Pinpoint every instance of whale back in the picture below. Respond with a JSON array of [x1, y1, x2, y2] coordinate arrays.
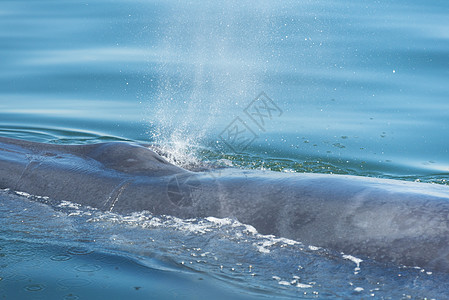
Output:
[[84, 142, 186, 176], [2, 136, 449, 272], [0, 137, 186, 177]]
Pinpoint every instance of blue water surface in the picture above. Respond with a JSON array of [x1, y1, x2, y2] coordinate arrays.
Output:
[[1, 0, 449, 298]]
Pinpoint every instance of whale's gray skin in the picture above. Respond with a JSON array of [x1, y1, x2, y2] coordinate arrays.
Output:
[[1, 137, 449, 272]]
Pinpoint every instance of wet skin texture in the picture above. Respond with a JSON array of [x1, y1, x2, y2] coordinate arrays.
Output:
[[1, 137, 449, 272]]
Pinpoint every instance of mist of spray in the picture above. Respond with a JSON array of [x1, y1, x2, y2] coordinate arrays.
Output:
[[146, 0, 279, 165]]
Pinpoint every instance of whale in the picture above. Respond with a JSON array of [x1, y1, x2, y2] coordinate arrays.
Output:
[[1, 136, 449, 272]]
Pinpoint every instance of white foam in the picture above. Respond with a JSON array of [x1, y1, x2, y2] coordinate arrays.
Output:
[[58, 201, 81, 209], [68, 212, 82, 216], [296, 283, 312, 288], [241, 224, 258, 235], [148, 138, 201, 170], [255, 244, 271, 254], [252, 235, 301, 254], [342, 254, 363, 267], [15, 191, 31, 197], [206, 217, 233, 226], [342, 254, 363, 274], [84, 210, 310, 266]]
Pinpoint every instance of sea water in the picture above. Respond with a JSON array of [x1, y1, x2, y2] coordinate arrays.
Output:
[[0, 0, 448, 298]]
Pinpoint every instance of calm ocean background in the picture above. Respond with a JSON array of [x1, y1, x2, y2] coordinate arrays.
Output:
[[1, 0, 449, 298]]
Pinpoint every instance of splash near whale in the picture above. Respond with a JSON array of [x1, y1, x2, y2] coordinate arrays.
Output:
[[1, 136, 449, 272]]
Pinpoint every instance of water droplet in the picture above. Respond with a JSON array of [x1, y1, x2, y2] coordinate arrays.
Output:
[[24, 284, 44, 292], [51, 254, 72, 261], [74, 264, 101, 272]]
